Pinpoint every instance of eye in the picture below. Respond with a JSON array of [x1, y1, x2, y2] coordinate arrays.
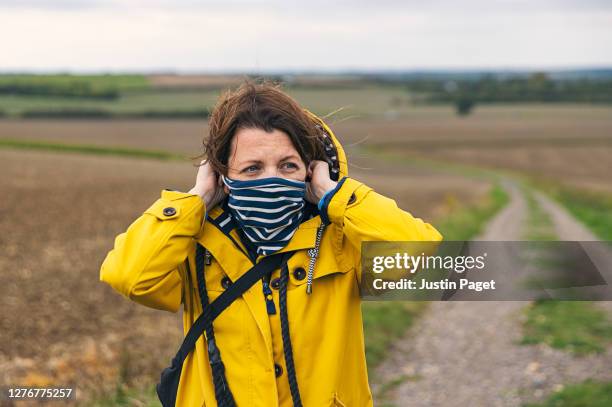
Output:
[[281, 162, 299, 170], [242, 165, 259, 173]]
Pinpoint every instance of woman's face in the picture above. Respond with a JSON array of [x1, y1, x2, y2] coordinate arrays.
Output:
[[225, 127, 307, 190]]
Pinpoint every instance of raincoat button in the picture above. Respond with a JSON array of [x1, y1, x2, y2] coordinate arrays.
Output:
[[221, 276, 232, 289], [274, 363, 283, 377], [293, 267, 306, 280], [162, 207, 176, 216], [270, 278, 281, 290]]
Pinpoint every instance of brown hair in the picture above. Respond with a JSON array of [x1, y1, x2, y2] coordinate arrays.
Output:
[[192, 78, 327, 175]]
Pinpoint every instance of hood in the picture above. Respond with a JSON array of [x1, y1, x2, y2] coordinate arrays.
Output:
[[302, 108, 348, 181]]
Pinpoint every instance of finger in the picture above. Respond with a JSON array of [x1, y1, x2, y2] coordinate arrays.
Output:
[[311, 161, 322, 174], [315, 160, 327, 170]]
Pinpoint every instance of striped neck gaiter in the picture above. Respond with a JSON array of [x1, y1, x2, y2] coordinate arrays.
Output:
[[221, 174, 306, 256]]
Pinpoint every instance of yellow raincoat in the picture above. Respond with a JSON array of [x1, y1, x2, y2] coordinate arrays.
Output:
[[99, 111, 443, 406]]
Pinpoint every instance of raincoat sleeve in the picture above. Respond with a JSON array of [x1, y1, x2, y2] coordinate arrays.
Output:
[[99, 189, 206, 313], [320, 176, 443, 287]]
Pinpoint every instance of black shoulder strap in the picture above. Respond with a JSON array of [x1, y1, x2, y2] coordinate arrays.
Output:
[[173, 246, 296, 366]]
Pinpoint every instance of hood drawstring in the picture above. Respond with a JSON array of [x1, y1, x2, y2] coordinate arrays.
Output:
[[279, 262, 302, 407]]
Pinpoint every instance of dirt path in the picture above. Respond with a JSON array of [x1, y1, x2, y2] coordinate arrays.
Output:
[[371, 178, 612, 406]]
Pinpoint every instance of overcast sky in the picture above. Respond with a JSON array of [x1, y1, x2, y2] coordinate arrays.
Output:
[[1, 0, 611, 73]]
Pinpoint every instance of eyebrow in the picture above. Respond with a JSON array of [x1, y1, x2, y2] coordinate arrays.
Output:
[[239, 155, 300, 166]]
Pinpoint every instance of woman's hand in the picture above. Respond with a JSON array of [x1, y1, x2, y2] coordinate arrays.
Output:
[[188, 159, 227, 209], [305, 160, 338, 204]]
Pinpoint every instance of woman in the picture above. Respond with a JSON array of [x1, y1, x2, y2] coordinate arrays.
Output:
[[99, 80, 443, 406]]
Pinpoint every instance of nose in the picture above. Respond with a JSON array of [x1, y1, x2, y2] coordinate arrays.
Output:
[[260, 167, 280, 179]]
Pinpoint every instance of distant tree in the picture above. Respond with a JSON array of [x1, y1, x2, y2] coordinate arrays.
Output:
[[455, 94, 476, 116]]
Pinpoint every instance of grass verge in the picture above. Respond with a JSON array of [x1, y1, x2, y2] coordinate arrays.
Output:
[[434, 181, 509, 241], [520, 299, 612, 355], [523, 379, 612, 407], [520, 185, 558, 241], [363, 301, 428, 371], [525, 178, 612, 241], [0, 138, 185, 161]]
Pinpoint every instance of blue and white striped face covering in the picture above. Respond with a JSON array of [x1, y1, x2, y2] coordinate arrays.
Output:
[[221, 174, 306, 256]]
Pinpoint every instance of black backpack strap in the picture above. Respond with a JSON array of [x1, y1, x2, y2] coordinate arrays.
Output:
[[156, 244, 296, 407]]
